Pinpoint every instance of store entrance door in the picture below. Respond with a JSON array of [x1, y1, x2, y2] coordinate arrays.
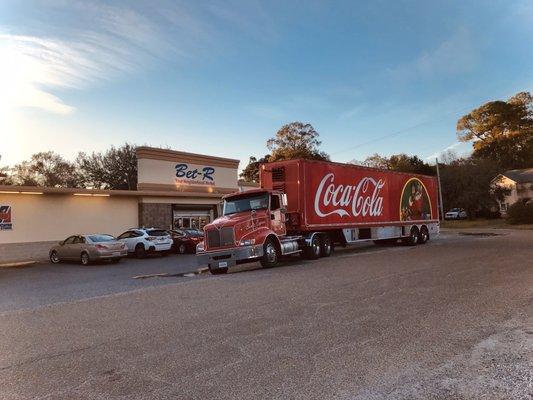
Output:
[[173, 210, 212, 231]]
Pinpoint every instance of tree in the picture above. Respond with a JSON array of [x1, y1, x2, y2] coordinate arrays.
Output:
[[0, 155, 9, 184], [457, 91, 533, 169], [8, 152, 79, 187], [240, 122, 329, 182], [240, 155, 271, 183], [357, 153, 389, 169], [76, 143, 137, 190], [267, 122, 330, 162], [356, 153, 434, 175], [439, 157, 504, 218]]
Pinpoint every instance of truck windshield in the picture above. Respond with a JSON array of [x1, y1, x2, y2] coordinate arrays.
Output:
[[223, 193, 269, 216]]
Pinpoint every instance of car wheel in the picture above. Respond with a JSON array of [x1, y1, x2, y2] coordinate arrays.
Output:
[[418, 226, 429, 244], [178, 243, 187, 254], [80, 252, 91, 266], [208, 264, 228, 275], [50, 250, 60, 264], [111, 258, 121, 263], [260, 238, 280, 268], [402, 226, 420, 246], [320, 235, 333, 257], [135, 244, 146, 258]]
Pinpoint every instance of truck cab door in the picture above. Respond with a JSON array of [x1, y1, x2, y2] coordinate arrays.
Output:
[[270, 194, 286, 236]]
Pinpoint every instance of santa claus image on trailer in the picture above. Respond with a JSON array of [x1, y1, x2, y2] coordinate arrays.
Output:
[[400, 179, 431, 221]]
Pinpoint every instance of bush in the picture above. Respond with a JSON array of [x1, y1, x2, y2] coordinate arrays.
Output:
[[506, 202, 533, 224]]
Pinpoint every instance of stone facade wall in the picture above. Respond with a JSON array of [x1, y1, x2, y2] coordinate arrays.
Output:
[[139, 203, 173, 229]]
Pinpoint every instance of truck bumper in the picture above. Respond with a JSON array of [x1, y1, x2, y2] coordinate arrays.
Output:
[[196, 244, 264, 269]]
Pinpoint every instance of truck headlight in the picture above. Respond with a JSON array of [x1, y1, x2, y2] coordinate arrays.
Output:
[[196, 242, 205, 252], [239, 239, 255, 246]]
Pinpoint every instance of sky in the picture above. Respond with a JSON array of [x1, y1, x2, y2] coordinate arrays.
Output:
[[0, 0, 532, 169]]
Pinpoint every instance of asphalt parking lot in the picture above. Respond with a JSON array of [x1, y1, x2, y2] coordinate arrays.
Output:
[[1, 229, 532, 399], [0, 252, 199, 313]]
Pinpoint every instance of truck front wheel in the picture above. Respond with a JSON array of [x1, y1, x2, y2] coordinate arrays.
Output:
[[260, 238, 280, 268]]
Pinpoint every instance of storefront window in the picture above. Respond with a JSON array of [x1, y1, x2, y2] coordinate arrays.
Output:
[[173, 213, 211, 231]]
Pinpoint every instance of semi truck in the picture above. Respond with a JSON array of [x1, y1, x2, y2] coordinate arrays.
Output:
[[196, 159, 440, 274]]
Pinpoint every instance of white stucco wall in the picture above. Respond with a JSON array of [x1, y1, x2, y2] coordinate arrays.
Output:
[[0, 193, 139, 244]]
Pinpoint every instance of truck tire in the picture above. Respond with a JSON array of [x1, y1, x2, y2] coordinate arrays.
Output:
[[208, 264, 228, 275], [402, 226, 420, 246], [260, 238, 280, 268], [418, 226, 429, 244], [320, 235, 332, 257], [303, 235, 322, 260]]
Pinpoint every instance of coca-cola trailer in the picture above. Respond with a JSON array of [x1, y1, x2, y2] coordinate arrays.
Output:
[[197, 159, 440, 274]]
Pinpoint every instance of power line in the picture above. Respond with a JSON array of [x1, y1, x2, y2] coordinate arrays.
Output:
[[330, 91, 516, 157]]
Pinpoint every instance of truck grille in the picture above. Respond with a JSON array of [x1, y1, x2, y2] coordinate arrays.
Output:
[[272, 167, 285, 181], [206, 227, 235, 248]]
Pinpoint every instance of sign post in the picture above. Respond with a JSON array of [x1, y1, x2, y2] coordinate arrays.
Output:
[[435, 158, 445, 220]]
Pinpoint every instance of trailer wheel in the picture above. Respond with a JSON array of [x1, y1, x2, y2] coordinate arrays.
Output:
[[418, 226, 429, 244], [260, 238, 280, 268], [303, 235, 322, 260], [320, 235, 332, 257], [402, 226, 420, 246]]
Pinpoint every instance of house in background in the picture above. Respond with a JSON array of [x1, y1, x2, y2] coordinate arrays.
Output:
[[491, 168, 533, 215]]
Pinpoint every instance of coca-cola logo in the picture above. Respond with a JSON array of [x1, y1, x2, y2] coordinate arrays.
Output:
[[314, 173, 385, 218]]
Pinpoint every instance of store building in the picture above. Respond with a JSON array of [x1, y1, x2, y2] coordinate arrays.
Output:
[[0, 147, 257, 263]]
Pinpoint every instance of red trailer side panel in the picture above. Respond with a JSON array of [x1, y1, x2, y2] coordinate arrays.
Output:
[[261, 159, 439, 230]]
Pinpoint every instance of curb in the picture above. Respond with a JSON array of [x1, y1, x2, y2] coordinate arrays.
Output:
[[0, 261, 38, 269]]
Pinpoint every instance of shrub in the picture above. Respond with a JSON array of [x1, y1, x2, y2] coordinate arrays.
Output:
[[506, 201, 533, 224]]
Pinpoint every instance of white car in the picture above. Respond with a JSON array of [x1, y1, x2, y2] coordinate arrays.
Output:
[[116, 228, 173, 258], [444, 208, 468, 220]]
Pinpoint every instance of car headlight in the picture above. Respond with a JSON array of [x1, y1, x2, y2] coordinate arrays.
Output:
[[239, 239, 255, 246], [196, 242, 205, 252]]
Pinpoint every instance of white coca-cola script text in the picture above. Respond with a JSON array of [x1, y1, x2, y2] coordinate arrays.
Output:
[[314, 173, 385, 218]]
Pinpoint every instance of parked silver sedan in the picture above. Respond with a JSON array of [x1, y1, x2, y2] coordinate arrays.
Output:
[[49, 234, 128, 265]]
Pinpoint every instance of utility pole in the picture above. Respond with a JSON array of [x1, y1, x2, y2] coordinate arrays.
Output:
[[435, 158, 444, 220]]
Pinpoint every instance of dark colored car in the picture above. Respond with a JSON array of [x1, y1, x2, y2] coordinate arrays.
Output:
[[168, 229, 203, 254]]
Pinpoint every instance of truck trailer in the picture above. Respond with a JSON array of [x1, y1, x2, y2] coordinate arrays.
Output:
[[197, 159, 440, 274]]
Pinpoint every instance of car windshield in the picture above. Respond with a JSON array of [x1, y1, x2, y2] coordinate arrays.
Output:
[[147, 229, 168, 237], [223, 193, 269, 216], [87, 234, 115, 243], [450, 208, 460, 212], [185, 229, 203, 236]]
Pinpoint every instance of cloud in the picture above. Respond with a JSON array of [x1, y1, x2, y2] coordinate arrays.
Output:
[[0, 1, 166, 115], [0, 0, 278, 116], [425, 141, 466, 160], [388, 27, 478, 81]]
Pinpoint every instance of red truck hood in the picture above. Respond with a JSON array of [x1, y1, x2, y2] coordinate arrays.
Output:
[[206, 210, 269, 231], [209, 211, 258, 228]]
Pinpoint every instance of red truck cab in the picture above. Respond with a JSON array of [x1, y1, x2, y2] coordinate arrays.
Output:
[[196, 188, 294, 274]]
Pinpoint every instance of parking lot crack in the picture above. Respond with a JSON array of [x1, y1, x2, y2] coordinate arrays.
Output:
[[0, 338, 122, 371]]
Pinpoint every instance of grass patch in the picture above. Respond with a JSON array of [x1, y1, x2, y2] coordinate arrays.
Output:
[[441, 219, 533, 230]]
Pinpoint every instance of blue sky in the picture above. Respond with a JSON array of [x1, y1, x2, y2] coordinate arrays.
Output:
[[1, 0, 532, 168]]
